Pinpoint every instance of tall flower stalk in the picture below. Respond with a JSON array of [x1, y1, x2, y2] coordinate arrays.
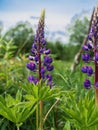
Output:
[[81, 5, 98, 104], [26, 10, 54, 130]]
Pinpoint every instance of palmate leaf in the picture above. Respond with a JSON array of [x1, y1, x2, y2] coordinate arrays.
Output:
[[61, 91, 98, 129], [20, 81, 62, 101], [14, 101, 37, 123], [0, 102, 16, 122], [0, 39, 17, 59], [38, 84, 61, 100], [16, 89, 22, 102], [87, 105, 98, 127], [63, 121, 70, 130], [0, 91, 37, 125]]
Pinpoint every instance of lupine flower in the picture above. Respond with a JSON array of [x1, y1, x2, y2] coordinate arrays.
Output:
[[28, 75, 34, 83], [88, 33, 93, 40], [87, 66, 93, 76], [81, 66, 88, 73], [84, 79, 91, 89], [95, 52, 98, 61], [46, 64, 54, 71], [44, 49, 51, 55], [95, 82, 98, 87], [81, 6, 98, 93], [26, 61, 36, 71], [44, 56, 53, 64], [26, 10, 54, 88], [87, 42, 93, 49], [82, 53, 90, 62], [82, 45, 88, 51], [46, 74, 52, 81]]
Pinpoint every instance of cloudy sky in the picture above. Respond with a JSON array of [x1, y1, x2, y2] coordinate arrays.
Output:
[[0, 0, 98, 41]]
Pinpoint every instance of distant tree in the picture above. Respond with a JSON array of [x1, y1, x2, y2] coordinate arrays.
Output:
[[4, 21, 34, 55], [69, 12, 94, 72], [0, 21, 3, 36], [68, 17, 89, 46]]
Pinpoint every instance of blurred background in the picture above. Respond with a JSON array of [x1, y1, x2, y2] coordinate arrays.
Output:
[[0, 1, 98, 130], [0, 0, 98, 61]]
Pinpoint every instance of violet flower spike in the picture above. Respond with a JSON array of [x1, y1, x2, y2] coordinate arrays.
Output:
[[26, 9, 54, 88], [81, 5, 98, 99]]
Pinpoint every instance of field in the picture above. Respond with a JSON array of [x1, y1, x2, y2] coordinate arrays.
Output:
[[0, 5, 98, 130], [0, 48, 97, 130]]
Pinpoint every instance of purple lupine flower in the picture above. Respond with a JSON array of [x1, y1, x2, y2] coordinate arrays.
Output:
[[95, 82, 98, 87], [87, 66, 93, 76], [28, 55, 33, 60], [26, 10, 54, 87], [88, 33, 93, 41], [34, 55, 39, 62], [81, 6, 98, 93], [28, 75, 35, 83], [41, 38, 46, 45], [46, 74, 52, 81], [81, 66, 88, 73], [34, 78, 39, 84], [26, 61, 36, 71], [96, 44, 98, 49], [82, 45, 88, 51], [87, 42, 93, 49], [44, 56, 53, 64], [32, 43, 37, 49], [84, 79, 91, 89], [95, 52, 98, 61], [31, 48, 37, 54], [44, 49, 51, 55], [47, 65, 54, 71], [82, 53, 90, 62], [41, 66, 46, 74]]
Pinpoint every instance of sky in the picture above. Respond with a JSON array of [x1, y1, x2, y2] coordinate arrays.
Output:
[[0, 0, 98, 42]]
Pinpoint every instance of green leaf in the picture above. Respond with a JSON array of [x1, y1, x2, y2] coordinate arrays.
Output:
[[63, 121, 70, 130], [16, 89, 22, 102]]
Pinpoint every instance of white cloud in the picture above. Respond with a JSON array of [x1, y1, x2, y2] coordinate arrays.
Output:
[[0, 11, 70, 42], [0, 11, 71, 30]]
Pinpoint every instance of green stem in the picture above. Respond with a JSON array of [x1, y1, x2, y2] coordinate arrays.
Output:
[[43, 99, 59, 124], [36, 102, 39, 130], [96, 124, 98, 130], [39, 100, 43, 130], [17, 126, 20, 130]]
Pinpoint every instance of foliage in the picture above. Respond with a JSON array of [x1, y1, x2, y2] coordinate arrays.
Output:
[[47, 41, 80, 61], [4, 21, 34, 54], [0, 37, 17, 59], [0, 90, 37, 129], [68, 17, 89, 46], [61, 90, 98, 129], [0, 15, 97, 130]]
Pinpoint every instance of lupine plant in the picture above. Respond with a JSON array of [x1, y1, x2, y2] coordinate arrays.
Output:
[[26, 9, 54, 130], [81, 5, 98, 104], [26, 10, 54, 87]]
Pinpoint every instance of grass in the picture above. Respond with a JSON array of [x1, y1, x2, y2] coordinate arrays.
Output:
[[0, 56, 97, 130]]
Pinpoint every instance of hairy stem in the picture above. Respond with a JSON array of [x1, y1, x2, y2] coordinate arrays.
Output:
[[94, 38, 98, 104], [43, 99, 59, 124], [36, 102, 39, 130], [17, 126, 20, 130], [38, 40, 43, 130], [39, 101, 43, 130]]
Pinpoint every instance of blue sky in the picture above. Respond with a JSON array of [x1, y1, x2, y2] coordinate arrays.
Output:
[[0, 0, 98, 41], [0, 0, 97, 13]]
